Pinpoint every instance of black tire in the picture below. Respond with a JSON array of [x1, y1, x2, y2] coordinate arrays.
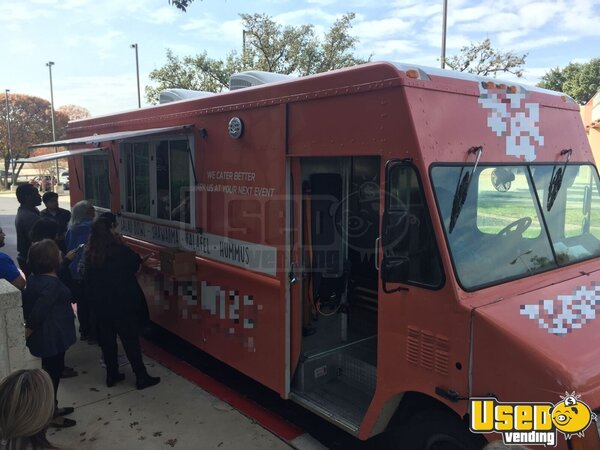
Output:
[[381, 409, 485, 450]]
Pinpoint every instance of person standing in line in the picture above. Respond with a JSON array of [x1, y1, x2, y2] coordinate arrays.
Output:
[[30, 218, 81, 379], [15, 184, 42, 277], [0, 227, 25, 290], [96, 212, 150, 332], [22, 239, 76, 428], [0, 368, 57, 449], [65, 200, 95, 342], [40, 192, 71, 254], [84, 218, 160, 390]]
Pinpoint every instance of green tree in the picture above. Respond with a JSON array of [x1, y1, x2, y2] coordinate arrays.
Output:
[[445, 38, 527, 77], [145, 50, 238, 102], [537, 59, 600, 105], [146, 13, 369, 104], [0, 94, 69, 186], [169, 0, 194, 12]]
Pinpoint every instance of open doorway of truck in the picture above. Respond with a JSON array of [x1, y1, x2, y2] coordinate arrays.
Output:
[[291, 156, 380, 433]]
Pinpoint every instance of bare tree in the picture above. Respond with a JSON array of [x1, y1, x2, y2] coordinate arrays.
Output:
[[445, 38, 527, 77]]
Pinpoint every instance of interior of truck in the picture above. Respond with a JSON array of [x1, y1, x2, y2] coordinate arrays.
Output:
[[291, 156, 380, 433]]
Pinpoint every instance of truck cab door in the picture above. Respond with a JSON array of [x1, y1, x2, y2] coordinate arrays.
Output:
[[380, 161, 444, 291], [369, 160, 471, 421]]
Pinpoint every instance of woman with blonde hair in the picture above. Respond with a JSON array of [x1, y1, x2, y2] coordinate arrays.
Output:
[[65, 200, 95, 342], [0, 369, 56, 449]]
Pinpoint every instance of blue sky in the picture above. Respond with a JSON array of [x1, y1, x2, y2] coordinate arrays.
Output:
[[1, 0, 599, 117]]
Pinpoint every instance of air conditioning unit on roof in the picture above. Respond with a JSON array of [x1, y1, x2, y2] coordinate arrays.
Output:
[[159, 89, 215, 104], [229, 71, 295, 91]]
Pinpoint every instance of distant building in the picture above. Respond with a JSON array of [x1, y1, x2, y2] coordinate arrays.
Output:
[[581, 90, 600, 163]]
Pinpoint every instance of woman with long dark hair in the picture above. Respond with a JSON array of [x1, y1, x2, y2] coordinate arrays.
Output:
[[83, 218, 160, 390]]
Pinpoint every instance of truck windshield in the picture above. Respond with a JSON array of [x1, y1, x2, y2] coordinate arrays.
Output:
[[431, 164, 600, 290]]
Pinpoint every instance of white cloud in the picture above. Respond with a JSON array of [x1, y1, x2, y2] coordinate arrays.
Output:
[[58, 73, 145, 116], [306, 0, 337, 5], [391, 2, 441, 19], [274, 8, 338, 26], [449, 5, 490, 23], [367, 39, 419, 57], [353, 17, 412, 40], [0, 3, 52, 22], [517, 2, 563, 28], [457, 12, 522, 33], [497, 30, 529, 47], [86, 30, 125, 60], [55, 0, 93, 11], [509, 35, 576, 52], [179, 16, 243, 49], [144, 6, 180, 25]]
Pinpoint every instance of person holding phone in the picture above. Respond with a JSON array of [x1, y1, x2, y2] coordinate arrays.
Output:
[[83, 218, 160, 390]]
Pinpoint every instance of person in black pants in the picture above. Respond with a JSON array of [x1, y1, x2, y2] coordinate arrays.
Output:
[[30, 218, 82, 379], [15, 184, 42, 277], [22, 239, 77, 428], [83, 218, 160, 390]]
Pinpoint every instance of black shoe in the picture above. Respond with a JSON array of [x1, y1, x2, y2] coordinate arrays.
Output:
[[49, 417, 76, 428], [106, 372, 125, 387], [136, 374, 161, 390], [56, 406, 75, 416], [61, 367, 78, 379]]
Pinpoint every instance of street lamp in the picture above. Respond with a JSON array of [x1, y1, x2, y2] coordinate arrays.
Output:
[[46, 61, 59, 192], [4, 89, 13, 186], [130, 43, 141, 108], [441, 0, 448, 69], [242, 30, 247, 69]]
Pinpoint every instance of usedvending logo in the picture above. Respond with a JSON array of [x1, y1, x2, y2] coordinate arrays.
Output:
[[470, 392, 596, 446]]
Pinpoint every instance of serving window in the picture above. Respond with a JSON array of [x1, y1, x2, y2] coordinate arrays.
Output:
[[120, 136, 194, 226], [83, 154, 110, 209]]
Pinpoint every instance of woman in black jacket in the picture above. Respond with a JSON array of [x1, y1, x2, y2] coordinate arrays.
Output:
[[83, 218, 160, 390], [22, 239, 77, 428]]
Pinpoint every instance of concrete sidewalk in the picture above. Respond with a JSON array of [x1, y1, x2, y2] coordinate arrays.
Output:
[[47, 338, 292, 450]]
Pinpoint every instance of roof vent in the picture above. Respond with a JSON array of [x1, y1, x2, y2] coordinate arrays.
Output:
[[229, 71, 295, 91], [159, 89, 215, 104]]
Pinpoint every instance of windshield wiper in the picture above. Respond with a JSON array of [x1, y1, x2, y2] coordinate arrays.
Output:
[[449, 146, 482, 233], [547, 148, 572, 211]]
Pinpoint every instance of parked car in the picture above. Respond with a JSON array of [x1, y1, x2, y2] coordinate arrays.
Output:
[[59, 171, 69, 185], [60, 171, 69, 190], [30, 175, 57, 192]]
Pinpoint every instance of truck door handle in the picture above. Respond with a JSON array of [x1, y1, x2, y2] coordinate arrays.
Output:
[[375, 237, 381, 271], [289, 262, 297, 285]]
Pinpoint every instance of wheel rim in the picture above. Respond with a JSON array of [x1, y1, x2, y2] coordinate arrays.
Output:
[[425, 434, 469, 450]]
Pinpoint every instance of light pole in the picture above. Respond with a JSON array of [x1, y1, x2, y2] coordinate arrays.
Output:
[[46, 61, 59, 192], [4, 89, 13, 186], [242, 30, 247, 69], [130, 43, 141, 108], [441, 0, 448, 69]]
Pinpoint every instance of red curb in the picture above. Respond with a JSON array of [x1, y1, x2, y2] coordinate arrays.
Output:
[[141, 339, 304, 442]]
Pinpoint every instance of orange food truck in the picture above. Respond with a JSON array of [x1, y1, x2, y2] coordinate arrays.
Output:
[[28, 62, 600, 449]]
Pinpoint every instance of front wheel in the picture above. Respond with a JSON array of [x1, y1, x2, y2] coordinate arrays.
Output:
[[381, 409, 485, 450]]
